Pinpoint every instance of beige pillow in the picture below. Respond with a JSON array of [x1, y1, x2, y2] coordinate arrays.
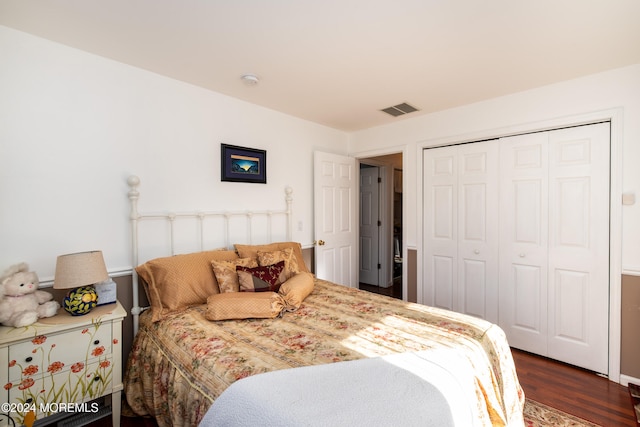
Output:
[[211, 258, 258, 293], [205, 292, 286, 321], [257, 247, 300, 280], [279, 272, 315, 310], [235, 242, 310, 273], [136, 249, 239, 322]]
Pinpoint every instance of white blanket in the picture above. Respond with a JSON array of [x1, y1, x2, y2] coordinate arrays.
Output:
[[199, 349, 483, 427]]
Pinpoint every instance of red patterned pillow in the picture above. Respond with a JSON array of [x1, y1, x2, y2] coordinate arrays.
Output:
[[237, 261, 286, 292]]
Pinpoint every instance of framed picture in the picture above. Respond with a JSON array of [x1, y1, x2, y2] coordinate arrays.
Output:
[[220, 144, 267, 184]]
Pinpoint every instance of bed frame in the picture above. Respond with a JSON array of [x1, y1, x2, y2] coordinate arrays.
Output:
[[126, 175, 293, 334]]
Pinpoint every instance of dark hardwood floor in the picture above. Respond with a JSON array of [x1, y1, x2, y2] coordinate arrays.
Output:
[[512, 349, 637, 426], [359, 276, 403, 300]]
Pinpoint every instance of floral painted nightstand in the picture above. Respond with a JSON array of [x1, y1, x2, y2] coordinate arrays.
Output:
[[0, 302, 126, 427]]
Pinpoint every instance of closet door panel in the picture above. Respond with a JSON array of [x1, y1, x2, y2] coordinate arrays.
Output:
[[553, 269, 589, 342], [547, 123, 610, 374], [457, 142, 499, 322], [499, 133, 549, 353], [423, 146, 458, 310], [461, 259, 488, 319], [432, 255, 455, 309]]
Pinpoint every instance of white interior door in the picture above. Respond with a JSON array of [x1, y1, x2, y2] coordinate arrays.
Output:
[[314, 151, 358, 287], [422, 141, 499, 321], [499, 123, 610, 374], [499, 132, 550, 354], [457, 141, 499, 323], [359, 166, 380, 285], [423, 145, 458, 311], [546, 123, 610, 374]]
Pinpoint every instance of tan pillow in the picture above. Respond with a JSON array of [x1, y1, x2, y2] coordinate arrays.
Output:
[[235, 242, 310, 273], [136, 250, 239, 322], [279, 272, 315, 310], [257, 247, 300, 280], [205, 292, 286, 321], [211, 258, 258, 293]]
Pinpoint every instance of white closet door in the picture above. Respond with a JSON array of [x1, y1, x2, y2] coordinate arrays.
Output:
[[546, 123, 610, 374], [423, 141, 499, 321], [423, 145, 458, 311], [499, 123, 610, 374], [457, 142, 500, 323], [499, 133, 550, 354]]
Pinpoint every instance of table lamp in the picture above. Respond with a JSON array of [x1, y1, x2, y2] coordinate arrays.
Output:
[[54, 250, 109, 316]]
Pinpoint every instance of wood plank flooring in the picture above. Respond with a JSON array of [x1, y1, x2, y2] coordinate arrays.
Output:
[[512, 349, 636, 426]]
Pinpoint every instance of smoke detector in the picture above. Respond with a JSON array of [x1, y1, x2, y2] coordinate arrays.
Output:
[[241, 74, 259, 86]]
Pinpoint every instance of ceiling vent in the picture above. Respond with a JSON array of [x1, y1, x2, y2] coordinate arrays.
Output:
[[381, 102, 419, 117]]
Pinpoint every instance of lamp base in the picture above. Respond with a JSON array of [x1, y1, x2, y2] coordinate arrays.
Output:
[[63, 286, 98, 316]]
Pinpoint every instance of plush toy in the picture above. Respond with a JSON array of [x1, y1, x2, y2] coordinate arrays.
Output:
[[0, 263, 59, 327]]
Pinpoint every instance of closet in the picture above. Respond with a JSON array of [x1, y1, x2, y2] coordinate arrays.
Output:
[[422, 140, 500, 323], [423, 122, 610, 374]]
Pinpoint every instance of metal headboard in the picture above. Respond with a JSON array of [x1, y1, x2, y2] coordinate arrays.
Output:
[[127, 175, 293, 334]]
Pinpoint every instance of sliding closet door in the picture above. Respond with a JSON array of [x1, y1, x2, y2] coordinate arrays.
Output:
[[546, 123, 610, 374], [423, 141, 499, 322], [499, 123, 610, 374]]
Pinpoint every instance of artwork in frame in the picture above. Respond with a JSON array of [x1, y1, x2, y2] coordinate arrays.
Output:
[[220, 144, 267, 184]]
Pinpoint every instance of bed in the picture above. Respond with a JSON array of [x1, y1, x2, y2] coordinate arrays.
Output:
[[122, 176, 525, 427]]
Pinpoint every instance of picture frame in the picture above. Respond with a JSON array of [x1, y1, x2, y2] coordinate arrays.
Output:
[[220, 144, 267, 184]]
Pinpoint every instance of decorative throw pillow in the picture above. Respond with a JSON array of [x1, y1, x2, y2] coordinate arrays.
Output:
[[135, 249, 239, 322], [205, 292, 286, 321], [211, 258, 258, 293], [278, 272, 315, 310], [257, 247, 300, 280], [234, 242, 310, 273], [237, 261, 287, 293]]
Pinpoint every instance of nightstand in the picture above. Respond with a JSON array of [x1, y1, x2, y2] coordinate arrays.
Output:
[[0, 302, 126, 427]]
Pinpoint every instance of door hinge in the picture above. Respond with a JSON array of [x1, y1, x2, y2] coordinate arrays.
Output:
[[377, 220, 382, 226], [377, 177, 382, 183], [378, 263, 381, 269]]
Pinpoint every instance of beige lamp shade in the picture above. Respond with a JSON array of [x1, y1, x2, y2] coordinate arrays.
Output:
[[53, 250, 109, 290]]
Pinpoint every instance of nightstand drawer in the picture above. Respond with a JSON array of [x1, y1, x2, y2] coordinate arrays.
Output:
[[7, 358, 113, 420], [8, 323, 112, 382]]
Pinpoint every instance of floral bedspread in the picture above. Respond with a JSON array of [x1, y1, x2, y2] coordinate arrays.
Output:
[[124, 279, 524, 426]]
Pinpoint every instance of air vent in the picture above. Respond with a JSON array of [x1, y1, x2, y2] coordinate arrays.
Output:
[[381, 102, 419, 117]]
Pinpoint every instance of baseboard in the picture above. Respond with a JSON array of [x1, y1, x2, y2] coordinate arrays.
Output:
[[621, 373, 640, 388]]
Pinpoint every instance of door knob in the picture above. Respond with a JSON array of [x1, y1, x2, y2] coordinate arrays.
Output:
[[315, 240, 325, 246], [474, 250, 480, 254]]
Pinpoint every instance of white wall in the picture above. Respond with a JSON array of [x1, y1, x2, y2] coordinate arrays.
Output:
[[0, 26, 349, 281], [350, 64, 640, 274]]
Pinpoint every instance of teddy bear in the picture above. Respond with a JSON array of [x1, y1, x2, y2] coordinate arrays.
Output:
[[0, 263, 60, 327]]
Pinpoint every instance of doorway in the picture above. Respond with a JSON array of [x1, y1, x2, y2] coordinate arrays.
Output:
[[358, 153, 403, 300]]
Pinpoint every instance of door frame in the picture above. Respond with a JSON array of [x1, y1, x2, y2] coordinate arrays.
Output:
[[352, 147, 408, 299], [416, 108, 623, 383]]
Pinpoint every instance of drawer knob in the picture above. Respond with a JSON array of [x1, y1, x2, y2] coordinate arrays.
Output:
[[25, 356, 33, 363], [25, 398, 33, 404], [93, 340, 100, 345], [94, 376, 101, 382]]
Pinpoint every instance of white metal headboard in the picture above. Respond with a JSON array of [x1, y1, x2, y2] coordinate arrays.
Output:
[[127, 175, 293, 334]]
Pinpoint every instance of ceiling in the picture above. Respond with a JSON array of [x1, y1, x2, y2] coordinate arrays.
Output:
[[2, 1, 640, 132]]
